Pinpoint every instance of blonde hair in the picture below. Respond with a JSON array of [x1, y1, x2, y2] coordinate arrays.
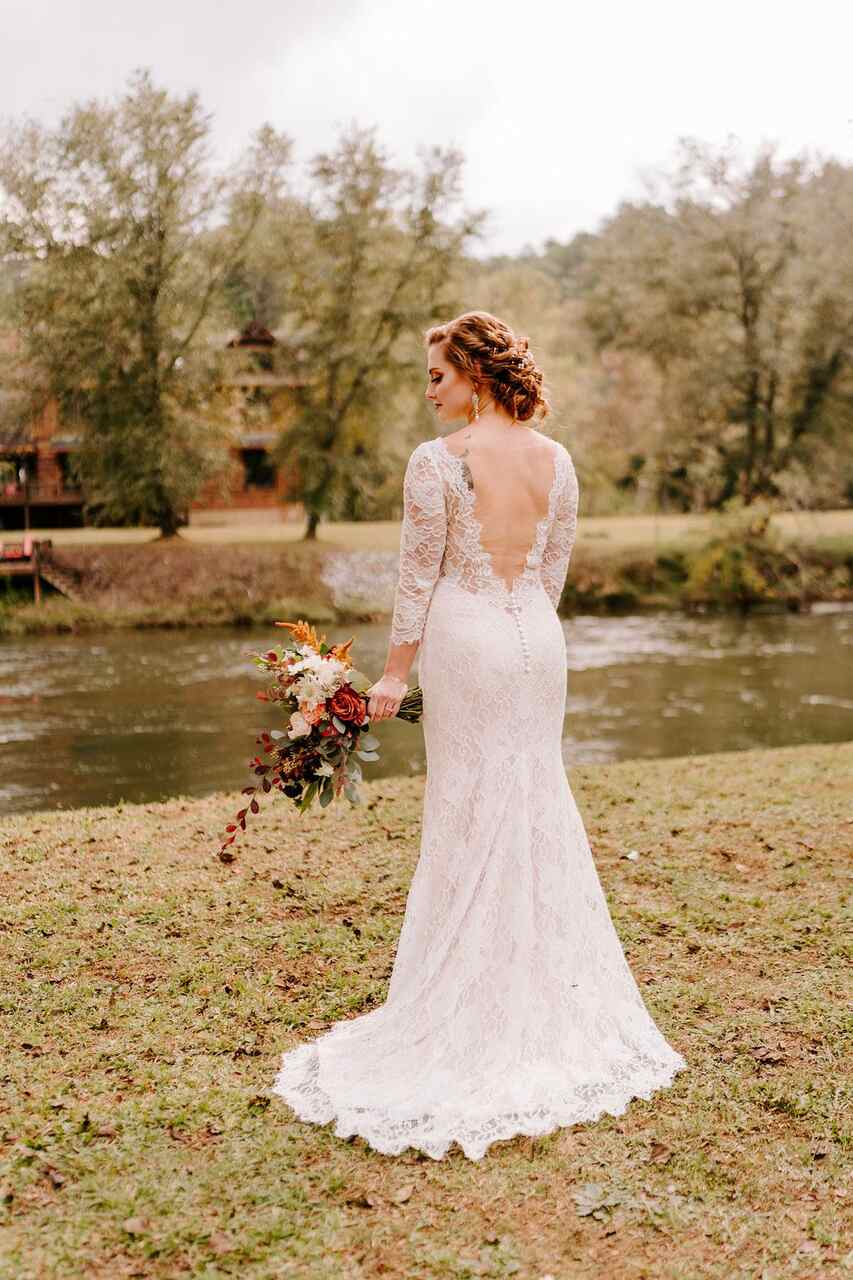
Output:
[[425, 310, 550, 422]]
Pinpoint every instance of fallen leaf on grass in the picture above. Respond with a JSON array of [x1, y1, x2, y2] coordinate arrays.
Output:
[[42, 1165, 65, 1188], [345, 1190, 380, 1209], [749, 1044, 786, 1066], [648, 1142, 672, 1164], [122, 1216, 150, 1235], [167, 1123, 223, 1148], [232, 1042, 262, 1059], [208, 1231, 235, 1255], [571, 1182, 625, 1218], [391, 1183, 414, 1204]]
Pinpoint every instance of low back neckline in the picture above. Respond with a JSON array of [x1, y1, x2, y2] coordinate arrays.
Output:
[[432, 435, 563, 598]]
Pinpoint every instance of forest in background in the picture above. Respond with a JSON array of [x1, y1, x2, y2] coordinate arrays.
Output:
[[1, 70, 851, 532]]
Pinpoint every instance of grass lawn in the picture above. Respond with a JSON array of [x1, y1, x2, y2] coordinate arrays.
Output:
[[3, 506, 848, 633], [2, 742, 851, 1278], [17, 507, 853, 556]]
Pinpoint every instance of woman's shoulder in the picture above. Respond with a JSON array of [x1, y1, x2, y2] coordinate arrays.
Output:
[[530, 429, 574, 469], [409, 436, 448, 455], [406, 438, 442, 465], [403, 439, 445, 485]]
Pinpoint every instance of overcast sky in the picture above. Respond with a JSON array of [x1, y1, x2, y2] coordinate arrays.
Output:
[[3, 0, 852, 254]]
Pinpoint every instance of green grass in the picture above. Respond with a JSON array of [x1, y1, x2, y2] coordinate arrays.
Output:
[[15, 507, 853, 554], [1, 742, 851, 1278], [0, 595, 338, 636], [2, 507, 850, 634]]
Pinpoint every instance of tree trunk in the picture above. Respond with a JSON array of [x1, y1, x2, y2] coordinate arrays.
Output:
[[303, 507, 320, 540], [153, 477, 182, 539], [156, 505, 182, 538]]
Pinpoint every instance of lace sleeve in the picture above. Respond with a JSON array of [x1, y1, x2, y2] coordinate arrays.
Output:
[[540, 451, 579, 611], [389, 444, 447, 645]]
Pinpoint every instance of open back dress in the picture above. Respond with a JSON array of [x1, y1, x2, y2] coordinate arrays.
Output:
[[271, 428, 686, 1160]]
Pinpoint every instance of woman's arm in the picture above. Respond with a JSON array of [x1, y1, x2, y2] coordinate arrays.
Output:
[[367, 445, 447, 721], [540, 452, 579, 611]]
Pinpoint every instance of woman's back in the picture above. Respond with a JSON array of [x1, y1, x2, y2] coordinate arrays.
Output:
[[389, 428, 578, 648], [437, 427, 561, 594]]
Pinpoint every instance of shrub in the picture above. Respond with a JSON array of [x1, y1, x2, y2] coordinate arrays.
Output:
[[684, 499, 804, 609]]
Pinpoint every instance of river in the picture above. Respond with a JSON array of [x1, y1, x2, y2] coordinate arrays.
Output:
[[1, 607, 851, 814]]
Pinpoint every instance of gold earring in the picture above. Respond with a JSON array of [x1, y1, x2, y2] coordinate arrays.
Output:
[[471, 391, 480, 420]]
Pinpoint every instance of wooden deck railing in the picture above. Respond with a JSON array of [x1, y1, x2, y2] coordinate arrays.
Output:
[[0, 485, 82, 505]]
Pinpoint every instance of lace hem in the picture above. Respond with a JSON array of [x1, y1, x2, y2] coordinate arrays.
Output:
[[271, 1043, 687, 1162]]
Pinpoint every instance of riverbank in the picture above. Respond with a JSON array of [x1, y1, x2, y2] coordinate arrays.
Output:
[[1, 508, 851, 633], [2, 741, 850, 1278]]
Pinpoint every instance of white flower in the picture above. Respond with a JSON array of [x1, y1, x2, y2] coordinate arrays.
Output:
[[291, 657, 348, 708], [316, 762, 335, 777], [287, 710, 311, 739], [318, 657, 347, 693], [288, 653, 322, 676], [292, 673, 326, 708]]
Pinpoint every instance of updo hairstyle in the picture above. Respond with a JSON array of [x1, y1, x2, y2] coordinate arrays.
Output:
[[425, 310, 551, 423]]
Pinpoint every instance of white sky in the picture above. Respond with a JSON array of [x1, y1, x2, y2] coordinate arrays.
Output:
[[3, 0, 852, 254]]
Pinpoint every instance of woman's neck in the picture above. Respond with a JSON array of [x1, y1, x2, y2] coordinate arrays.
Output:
[[466, 410, 524, 433]]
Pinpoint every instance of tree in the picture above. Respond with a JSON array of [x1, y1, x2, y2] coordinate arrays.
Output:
[[583, 137, 853, 509], [245, 126, 482, 539], [0, 69, 291, 535]]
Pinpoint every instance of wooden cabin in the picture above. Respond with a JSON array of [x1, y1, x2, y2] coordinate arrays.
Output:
[[0, 322, 307, 529], [193, 320, 306, 515]]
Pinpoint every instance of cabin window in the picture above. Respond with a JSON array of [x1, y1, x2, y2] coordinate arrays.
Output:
[[241, 448, 276, 489], [56, 452, 80, 491]]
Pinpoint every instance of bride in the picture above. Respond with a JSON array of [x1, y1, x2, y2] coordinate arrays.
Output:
[[272, 310, 686, 1160]]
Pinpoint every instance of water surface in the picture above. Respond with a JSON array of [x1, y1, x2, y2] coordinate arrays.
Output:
[[1, 607, 850, 814]]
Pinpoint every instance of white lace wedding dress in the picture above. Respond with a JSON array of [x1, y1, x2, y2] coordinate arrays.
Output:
[[272, 430, 686, 1160]]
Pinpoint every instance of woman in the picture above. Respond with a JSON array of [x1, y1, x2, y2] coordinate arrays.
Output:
[[272, 310, 686, 1160]]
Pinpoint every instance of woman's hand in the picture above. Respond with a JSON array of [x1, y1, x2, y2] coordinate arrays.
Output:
[[366, 673, 409, 722]]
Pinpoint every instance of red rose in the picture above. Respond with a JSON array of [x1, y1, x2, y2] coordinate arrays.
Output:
[[328, 686, 368, 725]]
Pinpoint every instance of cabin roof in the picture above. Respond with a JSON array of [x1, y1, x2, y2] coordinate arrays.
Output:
[[226, 320, 277, 348]]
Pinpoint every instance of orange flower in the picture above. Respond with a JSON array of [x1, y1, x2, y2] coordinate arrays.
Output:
[[329, 637, 355, 667], [275, 619, 327, 652]]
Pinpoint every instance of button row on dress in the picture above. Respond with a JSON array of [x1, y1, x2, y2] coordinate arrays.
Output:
[[516, 612, 531, 672]]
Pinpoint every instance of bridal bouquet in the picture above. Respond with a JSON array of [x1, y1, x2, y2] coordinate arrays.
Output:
[[218, 619, 422, 861]]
